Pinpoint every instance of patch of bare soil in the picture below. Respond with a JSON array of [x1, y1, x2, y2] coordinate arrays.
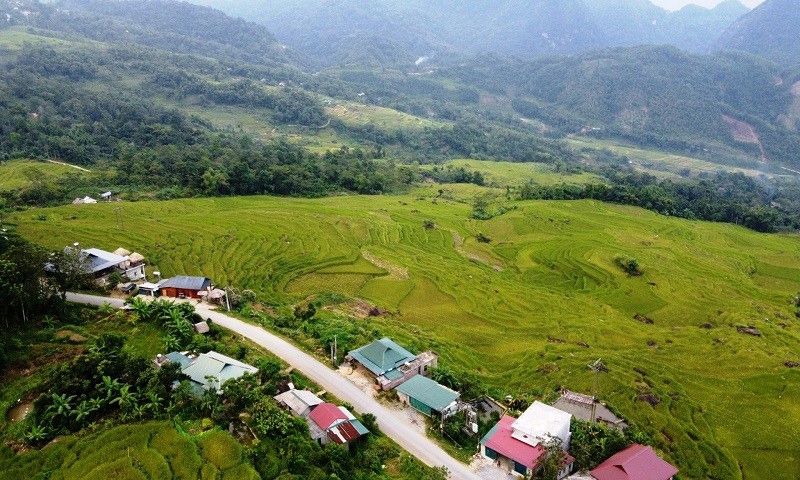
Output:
[[324, 298, 391, 319], [362, 251, 409, 280], [722, 115, 767, 163], [449, 230, 504, 272], [737, 325, 762, 337], [54, 330, 87, 343]]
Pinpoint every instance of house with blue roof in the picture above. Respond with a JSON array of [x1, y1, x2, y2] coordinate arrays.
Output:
[[346, 337, 438, 390], [161, 350, 258, 395]]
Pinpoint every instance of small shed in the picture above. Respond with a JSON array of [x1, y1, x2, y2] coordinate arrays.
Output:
[[274, 389, 324, 418], [396, 375, 460, 417]]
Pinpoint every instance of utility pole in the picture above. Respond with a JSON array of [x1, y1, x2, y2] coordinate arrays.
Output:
[[225, 287, 231, 311], [115, 207, 124, 230], [588, 358, 605, 423]]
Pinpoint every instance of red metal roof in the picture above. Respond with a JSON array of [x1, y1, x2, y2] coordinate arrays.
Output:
[[309, 403, 348, 430], [484, 416, 545, 469], [591, 444, 678, 480], [327, 421, 361, 444]]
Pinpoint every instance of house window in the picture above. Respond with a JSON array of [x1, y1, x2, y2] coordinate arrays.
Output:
[[514, 462, 528, 475], [484, 447, 497, 460]]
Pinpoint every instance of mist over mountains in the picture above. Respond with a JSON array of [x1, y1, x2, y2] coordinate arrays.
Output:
[[192, 0, 751, 67]]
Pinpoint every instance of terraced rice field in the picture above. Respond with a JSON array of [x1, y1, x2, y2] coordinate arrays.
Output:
[[0, 159, 89, 190], [9, 195, 800, 480], [0, 422, 258, 480], [431, 159, 602, 187]]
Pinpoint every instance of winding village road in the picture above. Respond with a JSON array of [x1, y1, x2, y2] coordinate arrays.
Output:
[[66, 293, 482, 480]]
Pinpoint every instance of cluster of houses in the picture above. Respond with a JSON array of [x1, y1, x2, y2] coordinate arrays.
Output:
[[67, 245, 226, 302], [274, 388, 369, 448], [344, 336, 678, 480], [74, 242, 677, 476]]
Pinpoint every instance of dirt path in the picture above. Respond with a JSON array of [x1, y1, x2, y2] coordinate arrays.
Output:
[[66, 293, 480, 480], [47, 159, 91, 172]]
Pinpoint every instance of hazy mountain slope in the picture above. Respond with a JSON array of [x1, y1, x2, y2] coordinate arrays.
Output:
[[666, 0, 750, 53], [2, 0, 307, 69], [443, 46, 800, 165], [715, 0, 800, 66], [190, 0, 748, 66]]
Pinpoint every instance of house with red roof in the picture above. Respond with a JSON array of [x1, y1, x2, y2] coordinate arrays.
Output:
[[590, 444, 678, 480], [480, 401, 574, 478], [307, 402, 369, 448]]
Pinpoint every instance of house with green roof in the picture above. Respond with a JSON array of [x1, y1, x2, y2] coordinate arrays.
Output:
[[180, 351, 258, 395], [396, 375, 460, 418], [346, 337, 438, 390]]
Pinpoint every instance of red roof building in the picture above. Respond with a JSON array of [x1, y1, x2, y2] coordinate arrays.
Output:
[[590, 444, 678, 480], [481, 415, 574, 478], [307, 402, 369, 447], [309, 403, 347, 430], [484, 416, 546, 470]]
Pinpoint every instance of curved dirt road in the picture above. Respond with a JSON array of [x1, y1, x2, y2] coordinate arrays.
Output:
[[66, 293, 480, 480]]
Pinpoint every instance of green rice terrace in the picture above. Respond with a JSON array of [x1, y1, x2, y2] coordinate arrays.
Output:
[[0, 421, 258, 480], [8, 192, 800, 480]]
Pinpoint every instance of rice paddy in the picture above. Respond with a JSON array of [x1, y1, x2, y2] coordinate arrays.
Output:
[[0, 422, 258, 480], [0, 159, 90, 190], [8, 193, 800, 480]]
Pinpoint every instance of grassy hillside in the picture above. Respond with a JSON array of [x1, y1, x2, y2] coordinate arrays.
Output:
[[0, 160, 91, 190], [0, 421, 258, 480], [8, 194, 800, 480]]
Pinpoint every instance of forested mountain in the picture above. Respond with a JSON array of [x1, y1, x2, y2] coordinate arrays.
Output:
[[341, 44, 799, 166], [715, 0, 800, 67], [191, 0, 749, 66]]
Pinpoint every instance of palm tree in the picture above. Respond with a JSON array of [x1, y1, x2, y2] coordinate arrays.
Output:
[[98, 375, 121, 402], [127, 297, 151, 322], [145, 392, 164, 415], [72, 400, 94, 424], [46, 393, 76, 418], [111, 384, 139, 412], [24, 424, 49, 444]]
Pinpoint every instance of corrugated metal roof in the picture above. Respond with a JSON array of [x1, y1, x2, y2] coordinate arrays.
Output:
[[274, 389, 324, 417], [481, 415, 545, 469], [309, 403, 348, 430], [165, 352, 191, 369], [348, 338, 415, 376], [591, 444, 678, 480], [181, 351, 257, 392], [160, 276, 212, 291], [81, 248, 127, 273], [396, 375, 459, 411]]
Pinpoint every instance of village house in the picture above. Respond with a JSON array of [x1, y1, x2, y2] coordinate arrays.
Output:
[[64, 246, 146, 283], [587, 444, 678, 480], [480, 401, 575, 478], [159, 275, 212, 298], [346, 337, 438, 391], [160, 350, 258, 395], [395, 375, 460, 418], [307, 402, 369, 448], [274, 388, 324, 418]]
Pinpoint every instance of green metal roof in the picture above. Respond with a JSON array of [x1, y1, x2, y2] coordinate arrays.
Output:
[[348, 337, 416, 376], [396, 375, 460, 412], [181, 351, 258, 392], [351, 419, 370, 436], [384, 369, 405, 381]]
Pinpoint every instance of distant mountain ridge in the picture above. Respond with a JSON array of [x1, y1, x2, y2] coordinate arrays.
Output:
[[190, 0, 750, 67], [715, 0, 800, 66]]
